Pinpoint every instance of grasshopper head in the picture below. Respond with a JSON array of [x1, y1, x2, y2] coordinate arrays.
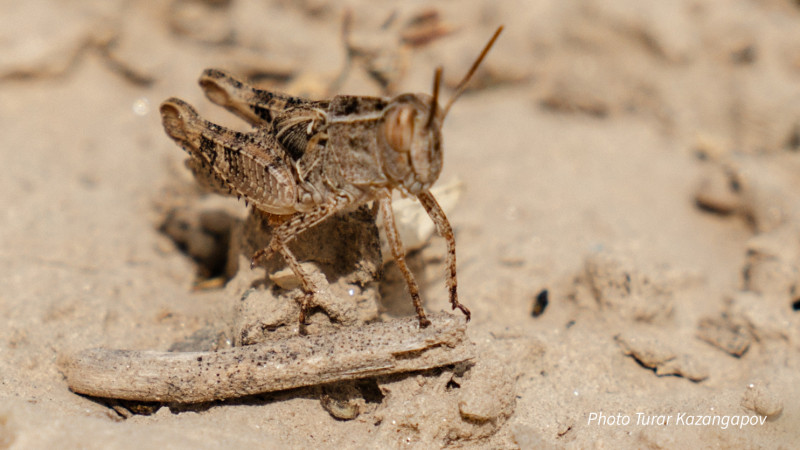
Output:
[[379, 92, 444, 195], [378, 26, 503, 196]]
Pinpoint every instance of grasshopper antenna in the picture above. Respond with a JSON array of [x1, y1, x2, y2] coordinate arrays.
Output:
[[442, 25, 504, 120], [426, 67, 443, 129], [328, 8, 355, 95]]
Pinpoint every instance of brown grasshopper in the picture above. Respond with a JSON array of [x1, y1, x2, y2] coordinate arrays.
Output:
[[160, 26, 503, 328]]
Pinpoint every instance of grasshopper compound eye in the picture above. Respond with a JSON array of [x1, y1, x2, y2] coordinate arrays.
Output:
[[384, 104, 417, 154]]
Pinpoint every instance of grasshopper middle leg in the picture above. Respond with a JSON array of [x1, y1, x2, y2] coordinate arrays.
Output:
[[251, 198, 347, 326], [379, 191, 432, 328]]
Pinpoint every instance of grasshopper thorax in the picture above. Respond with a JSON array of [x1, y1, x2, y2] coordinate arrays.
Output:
[[379, 93, 444, 196]]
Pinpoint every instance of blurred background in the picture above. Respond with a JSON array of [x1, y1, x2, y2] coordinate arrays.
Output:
[[1, 0, 799, 447]]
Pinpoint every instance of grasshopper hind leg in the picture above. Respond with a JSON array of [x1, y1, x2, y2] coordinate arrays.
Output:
[[198, 69, 328, 128]]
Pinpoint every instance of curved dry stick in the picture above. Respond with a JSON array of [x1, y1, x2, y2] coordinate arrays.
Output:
[[60, 313, 473, 403]]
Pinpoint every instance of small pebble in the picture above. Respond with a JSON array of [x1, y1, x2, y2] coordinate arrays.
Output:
[[741, 382, 783, 417]]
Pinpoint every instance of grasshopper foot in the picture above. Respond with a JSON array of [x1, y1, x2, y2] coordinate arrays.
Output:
[[296, 291, 316, 335], [448, 286, 470, 321], [418, 315, 432, 328], [453, 302, 471, 321]]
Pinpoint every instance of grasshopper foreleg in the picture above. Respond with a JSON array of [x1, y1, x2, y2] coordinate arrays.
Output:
[[417, 190, 469, 321]]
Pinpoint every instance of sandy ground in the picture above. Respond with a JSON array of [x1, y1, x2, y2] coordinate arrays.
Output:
[[2, 0, 800, 448]]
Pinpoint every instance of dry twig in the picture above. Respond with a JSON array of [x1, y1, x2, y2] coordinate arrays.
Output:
[[61, 313, 473, 403]]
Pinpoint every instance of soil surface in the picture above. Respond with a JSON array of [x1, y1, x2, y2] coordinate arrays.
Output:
[[2, 0, 800, 448]]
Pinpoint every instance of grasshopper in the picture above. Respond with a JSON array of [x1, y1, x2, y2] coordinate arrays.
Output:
[[160, 26, 503, 328]]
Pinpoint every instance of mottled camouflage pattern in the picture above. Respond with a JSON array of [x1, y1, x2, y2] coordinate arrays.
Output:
[[159, 27, 503, 328]]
